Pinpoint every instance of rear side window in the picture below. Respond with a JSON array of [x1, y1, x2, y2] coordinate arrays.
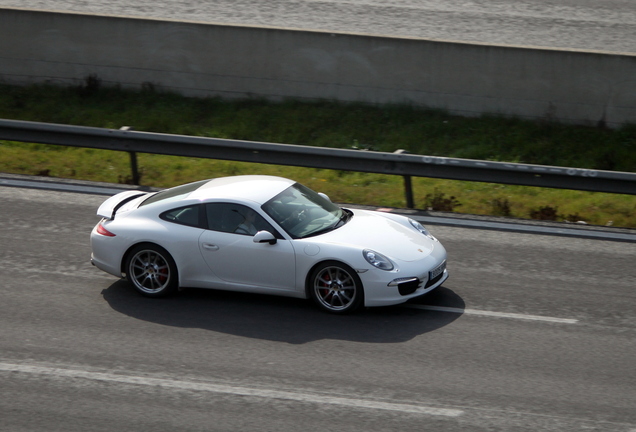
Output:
[[161, 205, 203, 228], [139, 180, 208, 207]]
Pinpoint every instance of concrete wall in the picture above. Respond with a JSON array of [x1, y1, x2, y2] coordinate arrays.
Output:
[[1, 7, 635, 127]]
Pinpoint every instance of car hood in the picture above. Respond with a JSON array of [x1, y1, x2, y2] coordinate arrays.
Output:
[[313, 209, 435, 262]]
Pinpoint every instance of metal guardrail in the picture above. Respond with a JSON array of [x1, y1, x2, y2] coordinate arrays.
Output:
[[1, 119, 635, 207]]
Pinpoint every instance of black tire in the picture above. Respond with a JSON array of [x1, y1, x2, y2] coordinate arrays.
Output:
[[309, 261, 364, 314], [125, 244, 178, 297]]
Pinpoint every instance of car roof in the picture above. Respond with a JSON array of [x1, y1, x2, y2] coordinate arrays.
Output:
[[187, 175, 296, 204]]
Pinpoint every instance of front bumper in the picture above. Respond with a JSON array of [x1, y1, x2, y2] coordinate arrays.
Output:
[[361, 267, 449, 307]]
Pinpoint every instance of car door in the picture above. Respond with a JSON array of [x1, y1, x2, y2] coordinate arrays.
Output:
[[198, 203, 296, 291]]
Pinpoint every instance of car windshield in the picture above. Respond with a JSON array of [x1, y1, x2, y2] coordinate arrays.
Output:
[[262, 183, 351, 239]]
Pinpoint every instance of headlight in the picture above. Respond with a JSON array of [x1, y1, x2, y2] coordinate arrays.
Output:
[[409, 218, 437, 241], [363, 249, 394, 271]]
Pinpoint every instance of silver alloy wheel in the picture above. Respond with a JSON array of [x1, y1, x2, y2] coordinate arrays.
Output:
[[129, 249, 172, 294], [313, 265, 358, 312]]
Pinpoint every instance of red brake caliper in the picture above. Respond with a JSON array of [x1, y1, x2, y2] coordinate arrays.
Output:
[[320, 272, 331, 298], [158, 260, 168, 283]]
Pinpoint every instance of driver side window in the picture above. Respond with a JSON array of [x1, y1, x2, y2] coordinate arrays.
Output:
[[205, 203, 280, 237]]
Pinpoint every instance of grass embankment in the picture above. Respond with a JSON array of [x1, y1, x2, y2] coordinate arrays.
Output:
[[1, 82, 635, 227]]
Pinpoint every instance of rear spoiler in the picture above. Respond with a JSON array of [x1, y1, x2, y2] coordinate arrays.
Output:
[[97, 190, 148, 219]]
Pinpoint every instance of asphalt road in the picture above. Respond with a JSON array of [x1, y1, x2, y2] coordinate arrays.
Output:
[[2, 0, 635, 54], [1, 182, 635, 431]]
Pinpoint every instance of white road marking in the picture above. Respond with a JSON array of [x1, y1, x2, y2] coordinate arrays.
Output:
[[0, 177, 127, 196], [0, 362, 463, 417], [414, 215, 636, 243], [405, 304, 579, 324]]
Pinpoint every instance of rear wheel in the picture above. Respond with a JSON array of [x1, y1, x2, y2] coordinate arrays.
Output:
[[309, 261, 364, 314], [126, 244, 178, 297]]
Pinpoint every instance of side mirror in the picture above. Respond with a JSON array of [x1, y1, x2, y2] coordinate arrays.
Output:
[[318, 192, 331, 203], [253, 230, 277, 245]]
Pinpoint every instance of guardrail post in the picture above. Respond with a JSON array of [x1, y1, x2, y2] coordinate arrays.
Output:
[[120, 126, 140, 185], [129, 151, 140, 185], [394, 150, 415, 208], [403, 175, 415, 209]]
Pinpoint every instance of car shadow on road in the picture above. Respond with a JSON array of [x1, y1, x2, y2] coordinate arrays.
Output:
[[102, 280, 465, 344]]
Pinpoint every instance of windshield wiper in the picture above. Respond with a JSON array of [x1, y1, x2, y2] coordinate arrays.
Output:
[[335, 208, 352, 227]]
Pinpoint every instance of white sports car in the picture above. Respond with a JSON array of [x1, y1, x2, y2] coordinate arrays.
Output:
[[90, 175, 448, 313]]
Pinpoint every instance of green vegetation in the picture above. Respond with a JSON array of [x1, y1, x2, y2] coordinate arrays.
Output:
[[1, 81, 635, 227]]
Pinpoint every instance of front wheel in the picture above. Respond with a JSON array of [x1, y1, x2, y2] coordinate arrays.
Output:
[[309, 262, 364, 314], [126, 244, 178, 297]]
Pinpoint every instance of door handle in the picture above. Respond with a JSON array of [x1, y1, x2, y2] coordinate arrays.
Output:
[[202, 243, 219, 251]]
